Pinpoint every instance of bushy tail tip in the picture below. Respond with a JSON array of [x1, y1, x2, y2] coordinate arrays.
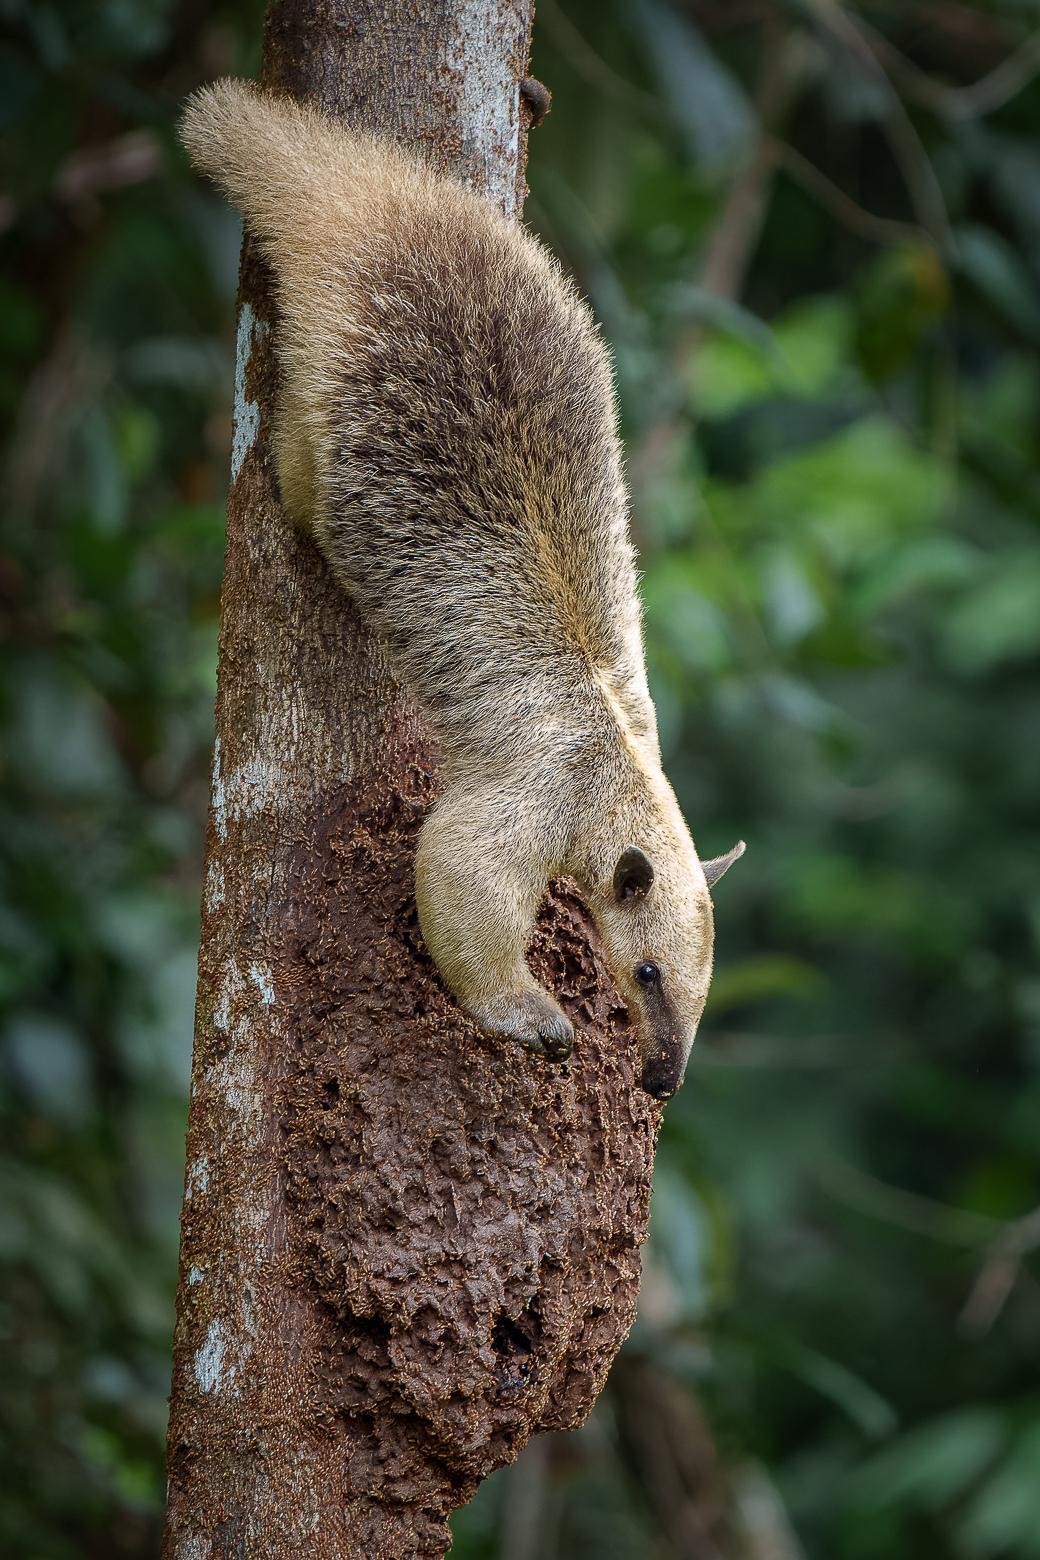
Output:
[[178, 77, 268, 190]]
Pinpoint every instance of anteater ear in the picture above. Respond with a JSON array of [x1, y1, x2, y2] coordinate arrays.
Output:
[[702, 840, 746, 889], [614, 846, 655, 901]]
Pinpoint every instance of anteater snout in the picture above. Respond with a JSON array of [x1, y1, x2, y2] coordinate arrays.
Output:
[[640, 1056, 681, 1100]]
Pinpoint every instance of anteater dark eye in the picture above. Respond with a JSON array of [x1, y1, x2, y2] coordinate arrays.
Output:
[[635, 962, 660, 987]]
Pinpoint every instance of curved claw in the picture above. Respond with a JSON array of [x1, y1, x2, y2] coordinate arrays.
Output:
[[469, 989, 574, 1064], [539, 1026, 573, 1063]]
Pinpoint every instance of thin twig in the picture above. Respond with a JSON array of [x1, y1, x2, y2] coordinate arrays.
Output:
[[695, 22, 802, 303], [804, 1, 960, 479], [960, 1203, 1040, 1334], [804, 0, 951, 249], [816, 1154, 1004, 1247], [633, 18, 805, 679], [767, 137, 922, 249], [4, 329, 95, 525], [538, 0, 665, 119], [0, 129, 161, 235], [859, 17, 1040, 122], [636, 17, 803, 486]]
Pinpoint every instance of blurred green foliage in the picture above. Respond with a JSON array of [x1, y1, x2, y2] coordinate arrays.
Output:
[[2, 2, 1039, 1557]]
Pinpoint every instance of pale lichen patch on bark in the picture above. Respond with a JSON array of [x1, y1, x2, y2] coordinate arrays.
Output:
[[204, 861, 225, 912], [176, 1536, 212, 1560], [447, 0, 524, 215], [207, 960, 266, 1141], [231, 301, 267, 482], [249, 962, 275, 1005], [225, 752, 288, 826], [186, 1155, 210, 1199], [194, 1318, 227, 1393], [207, 1052, 262, 1139], [212, 954, 245, 1036], [210, 737, 227, 843]]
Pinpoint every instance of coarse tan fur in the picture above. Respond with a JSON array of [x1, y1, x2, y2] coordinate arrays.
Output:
[[180, 79, 744, 1099]]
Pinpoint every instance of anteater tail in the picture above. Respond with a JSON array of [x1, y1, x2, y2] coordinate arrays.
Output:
[[179, 78, 382, 278]]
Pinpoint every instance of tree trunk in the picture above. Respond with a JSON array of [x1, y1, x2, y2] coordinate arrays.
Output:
[[163, 3, 660, 1556]]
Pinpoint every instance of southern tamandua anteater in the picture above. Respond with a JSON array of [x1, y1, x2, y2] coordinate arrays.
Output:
[[180, 79, 745, 1099]]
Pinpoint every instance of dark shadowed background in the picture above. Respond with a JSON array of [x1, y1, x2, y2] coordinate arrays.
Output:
[[2, 1, 1039, 1556]]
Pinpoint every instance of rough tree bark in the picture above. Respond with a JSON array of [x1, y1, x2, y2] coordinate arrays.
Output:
[[163, 3, 661, 1556]]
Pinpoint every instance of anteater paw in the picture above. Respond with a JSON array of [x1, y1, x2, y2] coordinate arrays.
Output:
[[471, 990, 574, 1063]]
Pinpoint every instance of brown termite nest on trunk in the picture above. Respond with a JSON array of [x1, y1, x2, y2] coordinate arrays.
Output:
[[281, 732, 660, 1521]]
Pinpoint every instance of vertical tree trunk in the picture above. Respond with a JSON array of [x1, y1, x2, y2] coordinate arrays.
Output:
[[163, 4, 660, 1556]]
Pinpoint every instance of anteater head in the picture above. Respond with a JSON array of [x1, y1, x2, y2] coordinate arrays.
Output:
[[587, 826, 744, 1101]]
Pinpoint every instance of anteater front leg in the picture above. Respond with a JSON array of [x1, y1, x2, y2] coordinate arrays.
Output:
[[415, 787, 573, 1061]]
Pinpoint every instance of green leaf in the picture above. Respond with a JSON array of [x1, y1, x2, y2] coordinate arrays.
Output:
[[855, 244, 950, 381], [941, 553, 1040, 672], [956, 225, 1040, 342], [960, 1421, 1040, 1557], [851, 1409, 1005, 1511], [853, 534, 979, 617], [628, 0, 754, 172], [782, 1340, 898, 1439], [695, 294, 853, 419]]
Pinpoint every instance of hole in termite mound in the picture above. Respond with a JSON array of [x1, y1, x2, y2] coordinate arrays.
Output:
[[492, 1308, 540, 1396], [493, 1314, 533, 1356]]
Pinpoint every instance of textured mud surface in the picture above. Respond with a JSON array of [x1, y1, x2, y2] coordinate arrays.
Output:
[[283, 757, 659, 1526]]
